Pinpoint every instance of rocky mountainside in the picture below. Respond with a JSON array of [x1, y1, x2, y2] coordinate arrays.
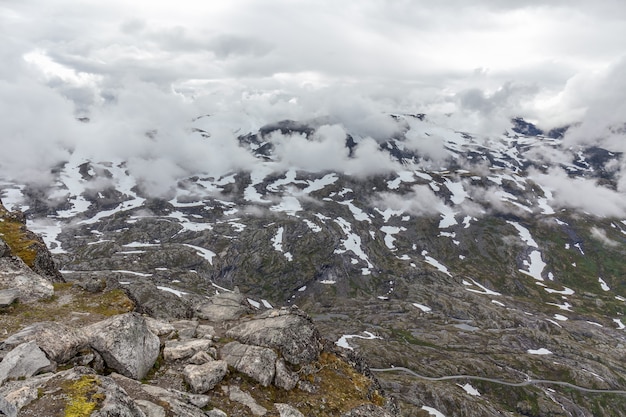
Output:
[[0, 202, 395, 416], [1, 114, 626, 416]]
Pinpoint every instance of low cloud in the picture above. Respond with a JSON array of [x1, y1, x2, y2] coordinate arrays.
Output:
[[530, 167, 626, 217]]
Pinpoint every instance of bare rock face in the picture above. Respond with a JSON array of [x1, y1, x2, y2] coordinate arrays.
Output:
[[226, 308, 321, 365], [0, 322, 88, 363], [195, 291, 250, 322], [0, 288, 19, 307], [163, 339, 213, 362], [274, 358, 299, 391], [182, 360, 228, 394], [220, 341, 277, 387], [87, 313, 160, 380], [122, 279, 193, 320], [0, 257, 53, 303], [0, 341, 54, 386]]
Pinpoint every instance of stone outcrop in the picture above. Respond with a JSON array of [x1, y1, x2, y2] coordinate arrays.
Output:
[[195, 290, 251, 322], [86, 313, 160, 380], [0, 288, 18, 307], [220, 341, 277, 387], [1, 321, 88, 363], [182, 360, 228, 394], [0, 341, 53, 386], [122, 279, 194, 320], [163, 339, 214, 362], [0, 257, 54, 303], [226, 307, 322, 365]]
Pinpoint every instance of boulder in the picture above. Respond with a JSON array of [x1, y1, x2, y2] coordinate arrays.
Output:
[[172, 320, 199, 339], [21, 367, 146, 417], [0, 341, 54, 386], [220, 341, 277, 387], [144, 317, 176, 337], [225, 385, 267, 416], [0, 373, 55, 417], [135, 400, 166, 417], [275, 403, 305, 417], [226, 308, 321, 365], [87, 313, 160, 380], [195, 291, 250, 322], [0, 288, 19, 307], [0, 257, 54, 302], [0, 322, 88, 363], [274, 358, 299, 390], [182, 360, 228, 394], [188, 351, 215, 365], [163, 339, 213, 362]]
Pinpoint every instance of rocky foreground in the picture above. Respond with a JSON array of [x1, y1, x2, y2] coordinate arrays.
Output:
[[0, 203, 396, 417]]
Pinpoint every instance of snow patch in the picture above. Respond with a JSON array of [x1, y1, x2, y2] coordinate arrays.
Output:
[[336, 331, 381, 350]]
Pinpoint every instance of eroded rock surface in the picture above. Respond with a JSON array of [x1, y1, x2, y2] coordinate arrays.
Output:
[[87, 313, 160, 380]]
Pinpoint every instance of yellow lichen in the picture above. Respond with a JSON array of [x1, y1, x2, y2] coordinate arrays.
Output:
[[63, 375, 104, 417]]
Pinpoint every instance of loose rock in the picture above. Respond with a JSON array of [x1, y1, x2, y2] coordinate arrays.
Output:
[[163, 339, 213, 362], [221, 341, 277, 387], [182, 360, 228, 394], [87, 313, 160, 380], [0, 341, 54, 385]]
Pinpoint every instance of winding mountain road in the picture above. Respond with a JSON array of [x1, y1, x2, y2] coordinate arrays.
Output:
[[371, 367, 626, 395]]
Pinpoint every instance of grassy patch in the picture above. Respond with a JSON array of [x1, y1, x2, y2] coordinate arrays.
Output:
[[0, 284, 134, 338], [211, 351, 385, 416], [0, 206, 39, 267]]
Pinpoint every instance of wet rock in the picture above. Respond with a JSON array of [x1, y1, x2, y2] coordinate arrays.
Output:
[[220, 341, 277, 387], [182, 360, 228, 394], [0, 341, 54, 386], [163, 339, 213, 362], [275, 403, 305, 417], [226, 308, 321, 365], [0, 257, 53, 302], [87, 313, 160, 380], [0, 322, 88, 363], [274, 358, 299, 390], [0, 288, 18, 307]]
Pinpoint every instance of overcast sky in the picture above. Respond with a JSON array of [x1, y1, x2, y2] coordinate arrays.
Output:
[[1, 1, 626, 208]]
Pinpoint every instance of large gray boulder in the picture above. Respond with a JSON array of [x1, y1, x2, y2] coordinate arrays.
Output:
[[226, 385, 267, 416], [182, 360, 228, 394], [0, 322, 88, 363], [225, 308, 321, 365], [0, 341, 54, 386], [87, 313, 160, 380], [220, 341, 277, 387], [0, 257, 53, 302]]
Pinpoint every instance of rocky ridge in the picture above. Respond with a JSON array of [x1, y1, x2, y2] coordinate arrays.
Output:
[[0, 204, 396, 417]]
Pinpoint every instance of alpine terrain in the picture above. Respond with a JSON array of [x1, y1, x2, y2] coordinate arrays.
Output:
[[1, 113, 626, 417]]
